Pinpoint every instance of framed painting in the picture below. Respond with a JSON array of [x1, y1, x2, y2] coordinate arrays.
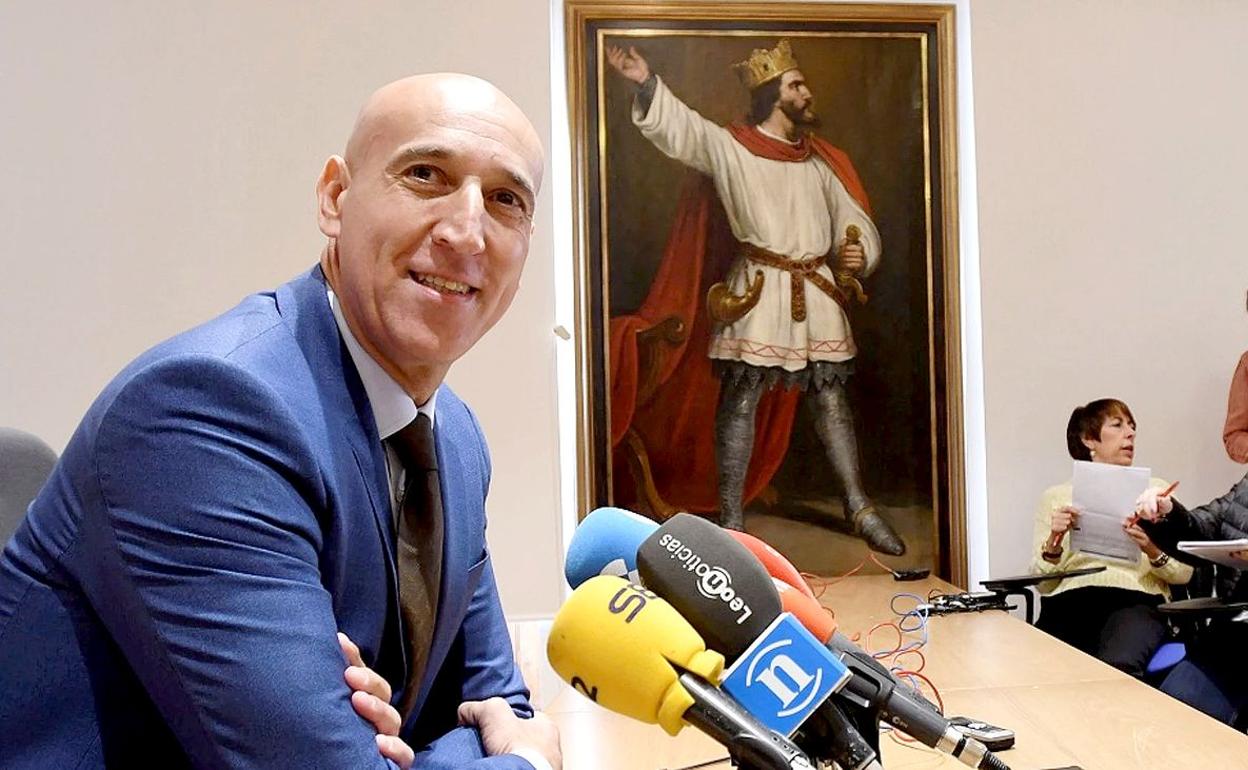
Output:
[[564, 1, 965, 583]]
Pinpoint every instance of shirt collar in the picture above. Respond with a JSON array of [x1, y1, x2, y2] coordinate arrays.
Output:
[[327, 287, 436, 440]]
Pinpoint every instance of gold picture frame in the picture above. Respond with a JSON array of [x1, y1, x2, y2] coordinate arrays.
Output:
[[565, 1, 965, 584]]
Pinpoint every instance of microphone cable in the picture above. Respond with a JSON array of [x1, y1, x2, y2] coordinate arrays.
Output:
[[860, 591, 952, 752]]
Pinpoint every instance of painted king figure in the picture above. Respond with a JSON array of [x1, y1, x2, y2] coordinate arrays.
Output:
[[607, 39, 904, 555]]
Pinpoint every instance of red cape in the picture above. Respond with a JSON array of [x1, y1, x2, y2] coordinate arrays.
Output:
[[609, 124, 872, 514]]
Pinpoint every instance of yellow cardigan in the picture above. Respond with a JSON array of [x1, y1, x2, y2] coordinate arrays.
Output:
[[1030, 479, 1193, 598]]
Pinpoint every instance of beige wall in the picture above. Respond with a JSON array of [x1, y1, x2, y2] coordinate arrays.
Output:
[[0, 0, 563, 617], [972, 0, 1248, 577]]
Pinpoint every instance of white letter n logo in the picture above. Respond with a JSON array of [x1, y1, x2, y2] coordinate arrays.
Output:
[[746, 640, 822, 717]]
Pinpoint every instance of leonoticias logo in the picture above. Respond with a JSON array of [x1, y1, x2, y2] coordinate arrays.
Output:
[[658, 533, 753, 625]]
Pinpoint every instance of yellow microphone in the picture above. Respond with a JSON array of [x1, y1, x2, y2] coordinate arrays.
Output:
[[546, 574, 723, 734], [547, 575, 816, 769]]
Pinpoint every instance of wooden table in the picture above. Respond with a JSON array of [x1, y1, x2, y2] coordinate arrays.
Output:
[[511, 575, 1248, 770]]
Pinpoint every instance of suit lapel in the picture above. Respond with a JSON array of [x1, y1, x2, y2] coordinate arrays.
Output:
[[276, 266, 407, 686], [346, 442, 408, 688]]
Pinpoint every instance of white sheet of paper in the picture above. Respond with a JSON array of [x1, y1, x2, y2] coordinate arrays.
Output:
[[1178, 539, 1248, 569], [1070, 460, 1150, 563]]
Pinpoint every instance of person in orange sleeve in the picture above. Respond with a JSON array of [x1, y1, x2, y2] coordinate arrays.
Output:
[[1223, 290, 1248, 463]]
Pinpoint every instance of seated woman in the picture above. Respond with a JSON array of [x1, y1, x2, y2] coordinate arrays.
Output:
[[1032, 398, 1192, 677], [1137, 474, 1248, 726]]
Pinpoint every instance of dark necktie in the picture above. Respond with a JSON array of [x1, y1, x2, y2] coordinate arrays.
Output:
[[388, 413, 444, 718]]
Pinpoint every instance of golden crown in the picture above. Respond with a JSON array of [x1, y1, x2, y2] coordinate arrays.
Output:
[[731, 39, 800, 91]]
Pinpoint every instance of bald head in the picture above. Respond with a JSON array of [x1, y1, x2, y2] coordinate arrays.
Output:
[[344, 73, 544, 195], [315, 73, 545, 402]]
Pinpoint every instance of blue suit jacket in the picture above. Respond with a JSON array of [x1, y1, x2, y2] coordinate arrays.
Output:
[[0, 266, 534, 769]]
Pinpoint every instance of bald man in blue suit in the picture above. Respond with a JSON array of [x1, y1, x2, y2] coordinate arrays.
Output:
[[0, 74, 560, 769]]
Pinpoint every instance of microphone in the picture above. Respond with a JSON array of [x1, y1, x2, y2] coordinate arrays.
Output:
[[728, 529, 818, 599], [768, 581, 969, 761], [566, 511, 1009, 769], [562, 509, 874, 765], [563, 506, 657, 588], [546, 575, 815, 770], [639, 515, 1011, 770], [637, 514, 881, 770], [768, 574, 925, 707], [772, 577, 837, 642], [824, 631, 1012, 770]]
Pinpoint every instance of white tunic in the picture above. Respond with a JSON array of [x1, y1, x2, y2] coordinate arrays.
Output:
[[633, 77, 881, 370]]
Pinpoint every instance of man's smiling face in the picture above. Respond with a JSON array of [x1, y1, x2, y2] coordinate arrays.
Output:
[[318, 74, 544, 397]]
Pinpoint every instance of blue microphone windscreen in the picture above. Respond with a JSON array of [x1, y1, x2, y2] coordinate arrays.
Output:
[[564, 506, 659, 588]]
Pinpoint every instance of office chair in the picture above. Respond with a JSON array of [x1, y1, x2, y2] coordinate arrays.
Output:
[[0, 427, 58, 545], [1145, 562, 1220, 683]]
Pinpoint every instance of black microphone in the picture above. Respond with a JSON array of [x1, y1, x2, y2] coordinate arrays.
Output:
[[825, 632, 1007, 770], [636, 513, 882, 770]]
